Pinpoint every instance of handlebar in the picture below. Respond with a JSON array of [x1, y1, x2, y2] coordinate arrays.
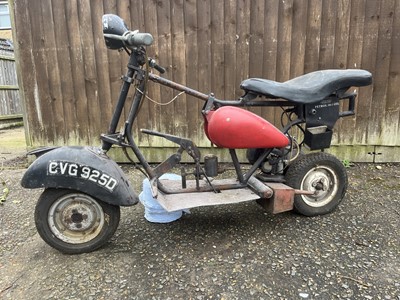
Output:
[[125, 31, 153, 47], [103, 30, 154, 48], [104, 31, 167, 74]]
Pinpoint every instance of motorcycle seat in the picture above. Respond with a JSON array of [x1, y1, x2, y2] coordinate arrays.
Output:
[[240, 69, 372, 104]]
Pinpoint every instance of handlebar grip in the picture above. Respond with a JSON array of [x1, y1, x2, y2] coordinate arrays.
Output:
[[149, 58, 166, 74], [154, 64, 166, 74], [126, 32, 154, 47]]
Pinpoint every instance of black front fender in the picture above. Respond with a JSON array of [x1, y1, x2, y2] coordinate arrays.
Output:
[[21, 146, 138, 206]]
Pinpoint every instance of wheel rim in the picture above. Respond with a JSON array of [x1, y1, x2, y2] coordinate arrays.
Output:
[[48, 193, 105, 244], [300, 165, 339, 207]]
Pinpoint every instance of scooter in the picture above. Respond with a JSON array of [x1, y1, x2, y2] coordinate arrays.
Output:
[[21, 14, 372, 254]]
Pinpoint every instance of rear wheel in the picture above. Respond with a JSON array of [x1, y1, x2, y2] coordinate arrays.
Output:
[[35, 188, 120, 254], [285, 152, 347, 216]]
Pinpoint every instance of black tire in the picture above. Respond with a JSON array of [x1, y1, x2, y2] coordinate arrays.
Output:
[[35, 188, 120, 254], [285, 152, 348, 216]]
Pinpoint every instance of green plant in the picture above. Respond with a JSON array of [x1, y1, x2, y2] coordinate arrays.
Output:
[[342, 159, 352, 168]]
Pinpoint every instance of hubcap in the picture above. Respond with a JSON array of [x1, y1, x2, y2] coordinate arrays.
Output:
[[48, 193, 104, 244], [300, 166, 338, 207]]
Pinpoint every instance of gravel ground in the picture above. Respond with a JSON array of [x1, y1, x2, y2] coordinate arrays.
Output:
[[0, 156, 399, 299]]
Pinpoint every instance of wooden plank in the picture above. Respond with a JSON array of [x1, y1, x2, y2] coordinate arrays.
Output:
[[276, 0, 292, 82], [262, 0, 279, 125], [64, 0, 90, 144], [318, 0, 337, 69], [0, 114, 23, 121], [116, 0, 133, 127], [384, 0, 400, 145], [184, 0, 200, 144], [28, 0, 55, 143], [235, 0, 250, 98], [91, 1, 112, 136], [195, 0, 209, 146], [51, 0, 78, 143], [333, 0, 351, 69], [354, 0, 380, 145], [333, 0, 351, 145], [223, 0, 236, 100], [0, 90, 20, 115], [210, 0, 224, 99], [77, 0, 101, 143], [9, 0, 32, 145], [130, 0, 151, 147], [40, 0, 66, 143], [290, 0, 308, 78], [0, 55, 14, 61], [156, 0, 175, 136], [304, 0, 322, 73], [248, 0, 265, 117], [103, 1, 122, 132], [157, 188, 259, 212], [0, 85, 18, 90], [369, 0, 395, 146], [143, 0, 162, 146], [274, 0, 293, 128], [342, 0, 366, 145]]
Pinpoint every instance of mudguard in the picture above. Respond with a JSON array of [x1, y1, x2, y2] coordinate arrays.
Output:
[[21, 146, 138, 206]]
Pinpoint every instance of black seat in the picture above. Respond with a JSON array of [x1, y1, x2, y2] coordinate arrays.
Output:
[[240, 69, 372, 104]]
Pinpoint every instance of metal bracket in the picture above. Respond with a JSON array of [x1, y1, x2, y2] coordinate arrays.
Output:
[[368, 146, 383, 163], [141, 129, 201, 161], [121, 75, 133, 84]]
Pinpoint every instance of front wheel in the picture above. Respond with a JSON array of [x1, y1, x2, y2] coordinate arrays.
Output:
[[35, 188, 120, 254], [285, 152, 348, 216]]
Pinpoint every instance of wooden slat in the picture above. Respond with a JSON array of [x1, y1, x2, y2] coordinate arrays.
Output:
[[0, 85, 18, 90], [369, 0, 395, 146], [223, 0, 236, 100], [194, 0, 209, 146], [143, 0, 162, 146], [248, 0, 265, 118], [274, 0, 293, 127], [355, 0, 380, 145], [156, 0, 175, 136], [384, 0, 400, 145], [9, 0, 32, 144], [41, 0, 66, 143], [51, 0, 77, 143], [115, 0, 132, 128], [28, 0, 55, 143], [262, 0, 279, 124], [318, 0, 337, 69], [276, 0, 292, 82], [184, 0, 200, 144], [304, 0, 322, 73], [342, 0, 366, 145], [130, 0, 151, 147], [0, 55, 14, 61], [78, 0, 102, 143], [92, 1, 112, 136], [333, 0, 351, 145], [64, 0, 90, 144], [103, 1, 122, 132], [235, 0, 250, 99], [290, 0, 308, 78]]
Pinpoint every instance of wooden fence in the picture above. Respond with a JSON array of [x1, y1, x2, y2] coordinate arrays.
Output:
[[11, 0, 400, 162], [0, 39, 21, 119]]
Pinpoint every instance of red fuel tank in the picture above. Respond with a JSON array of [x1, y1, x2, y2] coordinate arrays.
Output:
[[204, 106, 289, 149]]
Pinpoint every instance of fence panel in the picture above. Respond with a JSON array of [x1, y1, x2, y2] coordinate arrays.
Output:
[[11, 0, 400, 160]]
